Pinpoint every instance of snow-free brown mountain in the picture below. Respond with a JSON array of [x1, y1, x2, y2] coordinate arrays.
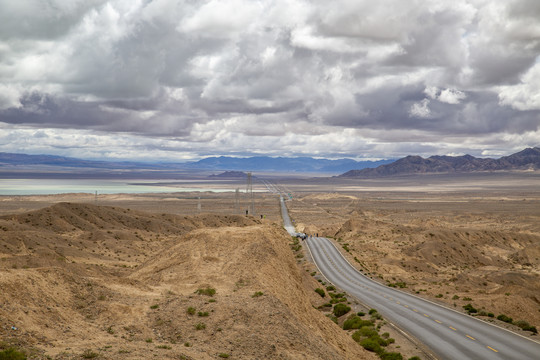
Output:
[[339, 147, 540, 177]]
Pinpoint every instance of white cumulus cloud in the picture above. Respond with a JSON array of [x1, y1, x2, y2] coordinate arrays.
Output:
[[0, 0, 539, 159]]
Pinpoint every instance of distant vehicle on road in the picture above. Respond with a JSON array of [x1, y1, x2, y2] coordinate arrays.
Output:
[[295, 232, 307, 240]]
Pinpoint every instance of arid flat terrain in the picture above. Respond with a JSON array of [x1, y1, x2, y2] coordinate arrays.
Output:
[[1, 172, 539, 359]]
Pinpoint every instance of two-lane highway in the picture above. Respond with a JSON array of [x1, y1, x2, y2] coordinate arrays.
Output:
[[280, 197, 540, 360]]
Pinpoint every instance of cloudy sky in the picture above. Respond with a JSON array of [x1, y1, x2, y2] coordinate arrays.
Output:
[[0, 0, 539, 161]]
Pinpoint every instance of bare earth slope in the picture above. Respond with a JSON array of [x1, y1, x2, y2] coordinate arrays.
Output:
[[0, 203, 375, 359]]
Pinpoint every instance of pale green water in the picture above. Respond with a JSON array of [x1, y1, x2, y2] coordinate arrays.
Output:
[[0, 179, 236, 195]]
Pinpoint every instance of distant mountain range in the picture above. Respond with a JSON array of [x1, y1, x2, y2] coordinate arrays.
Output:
[[3, 148, 538, 177], [0, 152, 155, 169], [0, 152, 393, 174], [184, 156, 393, 173], [339, 147, 540, 177]]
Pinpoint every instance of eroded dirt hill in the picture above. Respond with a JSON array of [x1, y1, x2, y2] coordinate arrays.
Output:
[[0, 203, 375, 359]]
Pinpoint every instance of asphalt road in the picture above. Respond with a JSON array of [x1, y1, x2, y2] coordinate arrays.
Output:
[[280, 197, 540, 360]]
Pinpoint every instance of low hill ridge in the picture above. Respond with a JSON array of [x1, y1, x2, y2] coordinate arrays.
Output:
[[0, 204, 375, 359]]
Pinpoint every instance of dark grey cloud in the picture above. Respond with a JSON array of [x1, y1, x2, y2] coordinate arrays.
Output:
[[0, 0, 539, 160]]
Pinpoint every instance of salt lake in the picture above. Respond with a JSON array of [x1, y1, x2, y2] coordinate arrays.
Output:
[[0, 179, 239, 195]]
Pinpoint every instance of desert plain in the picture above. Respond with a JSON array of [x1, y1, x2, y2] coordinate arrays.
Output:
[[1, 172, 539, 359]]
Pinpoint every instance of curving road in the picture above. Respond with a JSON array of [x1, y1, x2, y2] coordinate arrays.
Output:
[[280, 197, 540, 360]]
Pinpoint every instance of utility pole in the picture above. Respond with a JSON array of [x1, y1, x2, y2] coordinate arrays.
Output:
[[235, 188, 239, 214], [197, 196, 201, 213], [246, 172, 254, 215]]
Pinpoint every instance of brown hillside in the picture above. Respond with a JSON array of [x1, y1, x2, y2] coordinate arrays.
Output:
[[0, 203, 375, 359]]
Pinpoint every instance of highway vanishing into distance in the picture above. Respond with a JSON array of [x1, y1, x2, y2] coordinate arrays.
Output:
[[279, 196, 540, 360]]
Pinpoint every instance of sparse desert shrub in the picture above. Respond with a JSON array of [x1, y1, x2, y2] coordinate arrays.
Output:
[[198, 311, 209, 317], [380, 352, 403, 360], [357, 325, 378, 338], [156, 345, 172, 349], [343, 316, 374, 330], [315, 288, 325, 297], [333, 303, 351, 317], [408, 357, 421, 360], [514, 320, 530, 329], [462, 296, 472, 301], [195, 323, 206, 330], [150, 304, 159, 309], [452, 295, 460, 300], [81, 349, 99, 358], [196, 287, 216, 297], [252, 291, 264, 298], [218, 354, 230, 358], [487, 313, 495, 318], [359, 338, 382, 353], [497, 314, 513, 324], [463, 304, 478, 314], [0, 347, 26, 360], [326, 285, 336, 291], [357, 311, 366, 316], [435, 294, 443, 298], [515, 320, 538, 333], [369, 309, 383, 320], [329, 292, 346, 299], [187, 307, 196, 315]]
